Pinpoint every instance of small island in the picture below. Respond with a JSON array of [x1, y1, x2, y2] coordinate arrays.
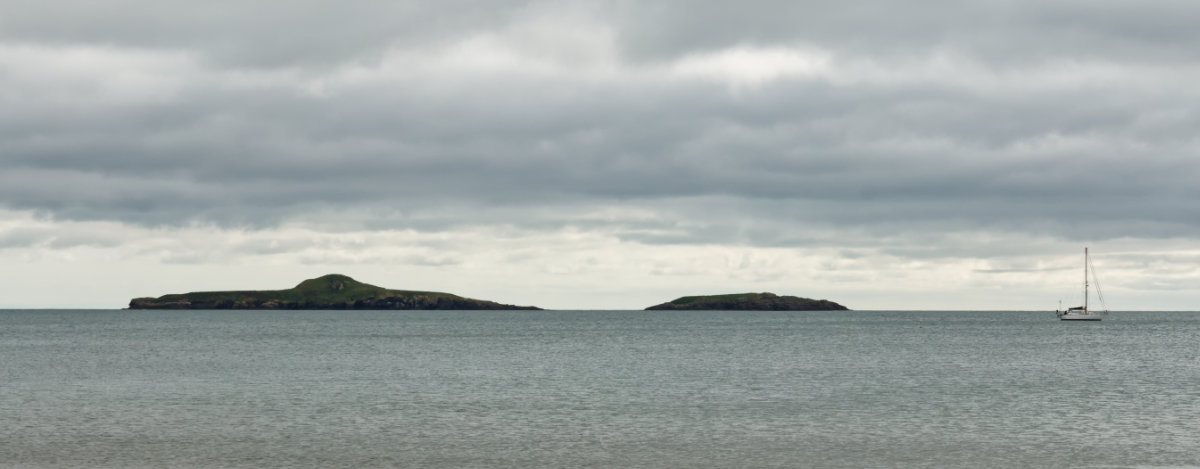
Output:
[[129, 274, 541, 310], [645, 292, 848, 311]]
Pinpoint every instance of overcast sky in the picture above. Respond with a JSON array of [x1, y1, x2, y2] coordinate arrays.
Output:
[[2, 0, 1198, 309]]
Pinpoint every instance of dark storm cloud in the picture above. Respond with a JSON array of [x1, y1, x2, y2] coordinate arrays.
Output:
[[2, 0, 1199, 245]]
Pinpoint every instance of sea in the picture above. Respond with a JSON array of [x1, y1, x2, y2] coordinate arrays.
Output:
[[2, 309, 1198, 468]]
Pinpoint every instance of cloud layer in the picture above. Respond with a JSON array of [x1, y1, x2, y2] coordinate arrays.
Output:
[[2, 1, 1199, 308]]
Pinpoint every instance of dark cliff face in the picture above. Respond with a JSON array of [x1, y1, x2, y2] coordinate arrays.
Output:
[[128, 274, 541, 310], [645, 293, 848, 311]]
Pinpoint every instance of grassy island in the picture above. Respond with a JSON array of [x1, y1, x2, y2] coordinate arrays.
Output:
[[128, 274, 541, 310], [645, 292, 848, 311]]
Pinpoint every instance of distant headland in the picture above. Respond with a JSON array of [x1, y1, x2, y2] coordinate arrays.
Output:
[[128, 274, 542, 310], [644, 293, 849, 311]]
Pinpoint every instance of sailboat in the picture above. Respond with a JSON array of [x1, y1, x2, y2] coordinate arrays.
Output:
[[1056, 247, 1108, 321]]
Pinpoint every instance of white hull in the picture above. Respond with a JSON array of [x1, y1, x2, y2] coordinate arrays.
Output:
[[1057, 312, 1103, 321]]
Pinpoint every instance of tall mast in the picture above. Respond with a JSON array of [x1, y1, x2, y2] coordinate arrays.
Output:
[[1084, 247, 1089, 312]]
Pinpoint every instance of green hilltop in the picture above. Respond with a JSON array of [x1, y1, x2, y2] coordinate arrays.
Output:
[[128, 274, 540, 310]]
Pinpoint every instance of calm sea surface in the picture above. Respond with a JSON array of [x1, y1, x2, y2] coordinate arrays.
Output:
[[2, 309, 1198, 468]]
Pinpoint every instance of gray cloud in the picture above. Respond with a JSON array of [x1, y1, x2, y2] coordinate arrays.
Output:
[[0, 227, 45, 249], [0, 0, 538, 68], [6, 1, 1198, 66], [615, 1, 1200, 64], [2, 0, 1199, 252], [0, 223, 124, 250]]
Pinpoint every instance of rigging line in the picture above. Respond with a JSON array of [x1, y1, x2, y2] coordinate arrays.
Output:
[[1089, 260, 1108, 311]]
